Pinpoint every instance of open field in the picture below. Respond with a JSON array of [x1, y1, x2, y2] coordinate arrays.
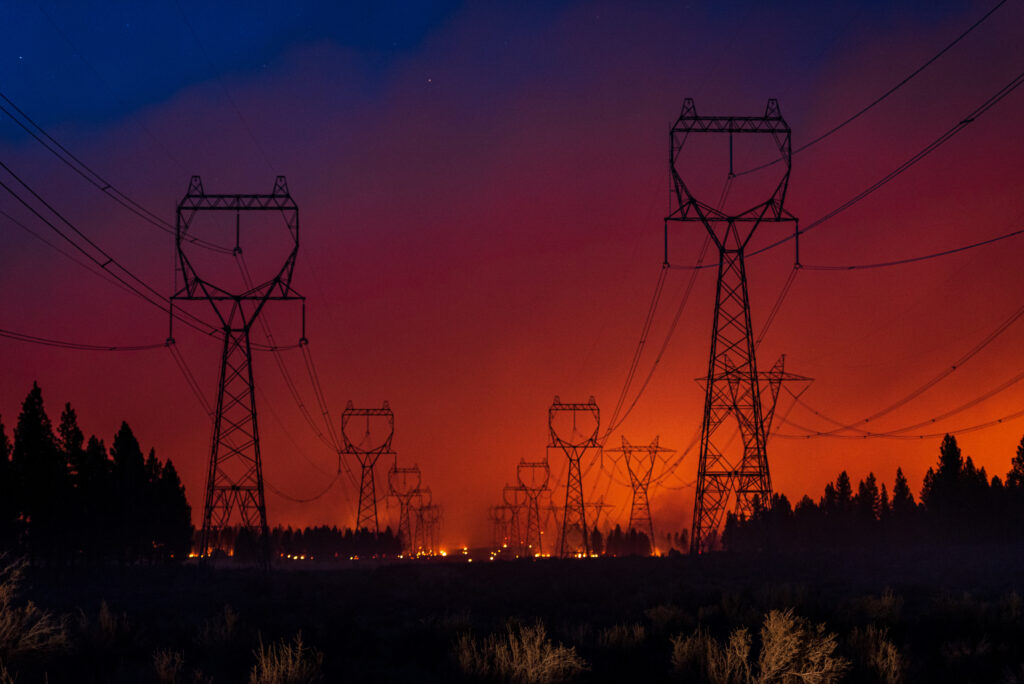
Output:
[[8, 544, 1024, 682]]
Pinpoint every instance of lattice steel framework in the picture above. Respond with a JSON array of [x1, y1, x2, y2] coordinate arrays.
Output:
[[517, 459, 550, 555], [606, 436, 675, 551], [172, 176, 302, 564], [502, 484, 527, 555], [388, 463, 421, 554], [341, 401, 394, 534], [411, 486, 433, 554], [664, 100, 798, 554], [549, 396, 600, 557]]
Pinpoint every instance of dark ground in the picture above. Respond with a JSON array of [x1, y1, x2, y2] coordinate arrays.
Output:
[[15, 543, 1024, 682]]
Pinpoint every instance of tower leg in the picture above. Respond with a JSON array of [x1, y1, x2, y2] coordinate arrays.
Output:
[[356, 459, 379, 533], [691, 243, 769, 554], [560, 452, 589, 556], [200, 326, 270, 566]]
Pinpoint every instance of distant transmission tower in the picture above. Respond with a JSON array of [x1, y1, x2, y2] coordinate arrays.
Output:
[[172, 176, 302, 563], [517, 459, 550, 555], [503, 484, 527, 555], [412, 486, 433, 554], [341, 401, 394, 533], [388, 463, 421, 555], [665, 100, 798, 554], [549, 396, 600, 557], [606, 436, 675, 551]]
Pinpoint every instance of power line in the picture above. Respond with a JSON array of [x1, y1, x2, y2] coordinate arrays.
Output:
[[0, 90, 231, 253], [780, 298, 1024, 437], [0, 327, 166, 352], [800, 226, 1024, 271], [733, 0, 1009, 177]]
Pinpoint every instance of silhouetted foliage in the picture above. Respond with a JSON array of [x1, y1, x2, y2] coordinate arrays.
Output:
[[1, 383, 194, 564], [605, 524, 652, 556], [725, 433, 1024, 552]]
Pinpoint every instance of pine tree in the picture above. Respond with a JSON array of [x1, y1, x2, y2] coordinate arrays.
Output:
[[892, 467, 915, 517], [1007, 435, 1024, 489], [12, 383, 69, 560], [110, 422, 147, 562], [0, 416, 16, 548], [155, 459, 193, 561]]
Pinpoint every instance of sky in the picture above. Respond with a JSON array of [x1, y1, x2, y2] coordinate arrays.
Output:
[[1, 0, 1023, 549]]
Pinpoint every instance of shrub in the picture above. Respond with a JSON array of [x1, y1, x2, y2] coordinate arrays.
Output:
[[848, 625, 903, 684], [758, 609, 846, 683], [153, 648, 186, 683], [0, 557, 66, 661], [597, 623, 646, 649], [455, 621, 587, 683], [197, 604, 239, 647], [250, 632, 324, 684], [671, 627, 750, 684], [671, 609, 847, 684]]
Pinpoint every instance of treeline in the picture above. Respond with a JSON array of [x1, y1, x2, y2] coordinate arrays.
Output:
[[724, 433, 1024, 552], [589, 525, 654, 557], [210, 525, 403, 562], [0, 383, 192, 564]]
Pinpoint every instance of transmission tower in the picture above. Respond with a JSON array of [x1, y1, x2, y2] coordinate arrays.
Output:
[[171, 176, 302, 563], [412, 486, 433, 554], [549, 396, 600, 557], [388, 462, 421, 554], [341, 401, 394, 534], [665, 99, 798, 554], [420, 503, 441, 554], [517, 459, 550, 555], [503, 484, 528, 555], [606, 436, 675, 552]]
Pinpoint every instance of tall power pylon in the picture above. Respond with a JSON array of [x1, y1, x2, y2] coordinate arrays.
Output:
[[388, 462, 421, 554], [606, 436, 675, 550], [665, 100, 798, 554], [517, 459, 550, 555], [549, 396, 600, 557], [341, 401, 394, 534], [171, 176, 302, 563]]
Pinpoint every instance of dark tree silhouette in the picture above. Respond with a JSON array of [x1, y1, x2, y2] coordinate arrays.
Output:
[[12, 383, 70, 560], [0, 416, 16, 547], [110, 422, 148, 562], [1008, 435, 1024, 490]]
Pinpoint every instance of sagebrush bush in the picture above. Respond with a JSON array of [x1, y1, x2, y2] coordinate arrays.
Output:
[[0, 556, 66, 661], [671, 609, 847, 684], [153, 648, 185, 683], [250, 632, 323, 684], [197, 604, 239, 647], [597, 623, 646, 649], [455, 621, 587, 683], [848, 625, 903, 684]]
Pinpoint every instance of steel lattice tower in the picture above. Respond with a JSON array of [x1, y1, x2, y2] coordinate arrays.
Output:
[[388, 463, 421, 554], [411, 486, 433, 553], [172, 176, 302, 563], [549, 396, 600, 557], [502, 484, 527, 554], [606, 436, 675, 551], [665, 100, 798, 554], [341, 401, 394, 534], [517, 459, 550, 555]]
